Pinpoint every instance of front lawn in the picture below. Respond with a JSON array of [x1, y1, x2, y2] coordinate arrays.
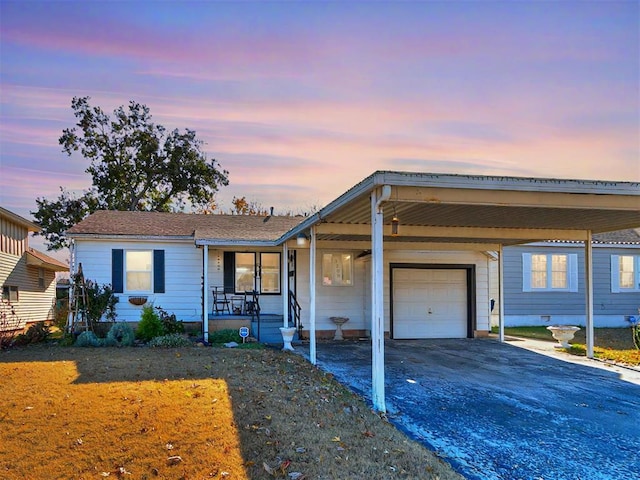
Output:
[[0, 345, 463, 480], [493, 326, 640, 366]]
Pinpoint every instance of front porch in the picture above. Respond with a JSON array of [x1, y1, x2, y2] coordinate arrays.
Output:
[[207, 313, 295, 344]]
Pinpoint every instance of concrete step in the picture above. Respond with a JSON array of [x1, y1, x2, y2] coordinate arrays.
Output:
[[251, 316, 300, 344]]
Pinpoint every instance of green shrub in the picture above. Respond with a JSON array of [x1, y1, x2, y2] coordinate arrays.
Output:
[[75, 331, 102, 347], [136, 305, 164, 342], [14, 321, 51, 345], [156, 306, 184, 335], [209, 328, 242, 344], [104, 323, 135, 347], [149, 333, 192, 348]]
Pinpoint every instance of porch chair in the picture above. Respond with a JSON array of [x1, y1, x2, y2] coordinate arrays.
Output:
[[212, 286, 231, 315]]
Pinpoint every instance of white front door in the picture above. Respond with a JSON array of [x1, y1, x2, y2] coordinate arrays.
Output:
[[392, 268, 468, 339]]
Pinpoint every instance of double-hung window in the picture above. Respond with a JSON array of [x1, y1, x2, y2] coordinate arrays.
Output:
[[322, 252, 353, 286], [2, 285, 18, 303], [611, 255, 640, 292], [125, 250, 153, 292], [522, 253, 578, 292]]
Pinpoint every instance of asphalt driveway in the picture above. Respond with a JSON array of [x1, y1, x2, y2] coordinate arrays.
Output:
[[299, 339, 640, 480]]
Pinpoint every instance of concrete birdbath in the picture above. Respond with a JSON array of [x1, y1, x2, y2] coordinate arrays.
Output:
[[330, 316, 349, 341], [546, 325, 580, 348], [279, 326, 297, 351]]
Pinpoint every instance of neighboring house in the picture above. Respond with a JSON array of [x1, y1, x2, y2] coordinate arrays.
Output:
[[502, 229, 640, 328], [65, 171, 639, 412], [0, 206, 68, 331]]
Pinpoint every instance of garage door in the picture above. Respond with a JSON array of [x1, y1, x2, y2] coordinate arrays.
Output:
[[392, 268, 468, 339]]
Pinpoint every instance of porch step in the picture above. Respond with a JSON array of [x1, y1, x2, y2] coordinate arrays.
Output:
[[251, 315, 300, 344]]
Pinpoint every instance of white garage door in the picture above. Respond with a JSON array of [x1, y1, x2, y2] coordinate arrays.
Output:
[[392, 268, 468, 339]]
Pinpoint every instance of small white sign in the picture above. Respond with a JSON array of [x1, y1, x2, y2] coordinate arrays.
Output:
[[239, 327, 249, 342]]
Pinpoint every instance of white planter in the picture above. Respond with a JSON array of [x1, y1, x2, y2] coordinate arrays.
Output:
[[546, 325, 580, 348], [280, 327, 297, 351]]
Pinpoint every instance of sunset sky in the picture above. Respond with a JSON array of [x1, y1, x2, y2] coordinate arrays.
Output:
[[1, 1, 638, 228]]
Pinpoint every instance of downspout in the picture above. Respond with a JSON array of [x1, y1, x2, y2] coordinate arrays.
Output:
[[282, 242, 289, 328], [371, 184, 391, 413], [67, 240, 76, 334]]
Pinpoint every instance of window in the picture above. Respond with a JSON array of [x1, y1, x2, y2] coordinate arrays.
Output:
[[260, 253, 281, 294], [235, 253, 256, 293], [522, 253, 577, 292], [2, 285, 19, 303], [611, 255, 640, 292], [112, 249, 164, 294], [125, 250, 153, 292], [231, 252, 281, 294], [38, 268, 45, 288], [322, 252, 353, 286]]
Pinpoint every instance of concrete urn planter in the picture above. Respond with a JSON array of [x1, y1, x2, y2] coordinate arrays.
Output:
[[546, 325, 580, 348], [330, 316, 349, 341], [279, 327, 297, 351]]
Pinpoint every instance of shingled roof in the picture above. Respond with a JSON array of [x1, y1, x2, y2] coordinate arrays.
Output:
[[66, 210, 305, 243], [592, 228, 640, 245]]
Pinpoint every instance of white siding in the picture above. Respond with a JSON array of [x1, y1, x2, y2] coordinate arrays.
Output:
[[295, 246, 490, 335], [74, 239, 202, 322], [1, 251, 57, 329]]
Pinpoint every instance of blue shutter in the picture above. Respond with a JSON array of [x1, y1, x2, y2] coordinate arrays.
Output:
[[611, 255, 620, 293], [154, 250, 165, 293], [568, 254, 578, 292], [112, 249, 124, 293]]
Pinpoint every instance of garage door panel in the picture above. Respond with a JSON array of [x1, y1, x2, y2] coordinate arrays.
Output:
[[393, 268, 468, 339]]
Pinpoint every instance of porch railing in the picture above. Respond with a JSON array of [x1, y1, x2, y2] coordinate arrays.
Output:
[[288, 289, 303, 340]]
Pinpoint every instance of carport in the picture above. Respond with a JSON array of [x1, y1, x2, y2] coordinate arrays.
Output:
[[282, 171, 640, 412]]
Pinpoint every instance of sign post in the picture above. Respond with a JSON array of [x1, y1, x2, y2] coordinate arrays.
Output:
[[239, 326, 249, 344]]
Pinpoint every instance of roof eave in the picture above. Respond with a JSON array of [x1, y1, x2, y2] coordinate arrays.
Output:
[[68, 234, 194, 241]]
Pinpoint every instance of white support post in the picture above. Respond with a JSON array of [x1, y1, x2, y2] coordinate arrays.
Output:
[[498, 244, 505, 343], [585, 231, 594, 358], [309, 226, 317, 365], [371, 187, 387, 413], [203, 245, 209, 343], [282, 243, 289, 327]]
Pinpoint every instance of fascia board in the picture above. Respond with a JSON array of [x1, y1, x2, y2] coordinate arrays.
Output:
[[195, 239, 279, 247]]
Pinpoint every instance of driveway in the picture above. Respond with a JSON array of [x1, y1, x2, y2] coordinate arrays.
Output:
[[298, 339, 640, 480]]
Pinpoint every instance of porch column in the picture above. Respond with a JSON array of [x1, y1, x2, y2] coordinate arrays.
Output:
[[585, 231, 594, 358], [282, 243, 289, 327], [203, 244, 209, 343], [371, 186, 389, 413], [498, 244, 505, 343], [309, 226, 317, 365]]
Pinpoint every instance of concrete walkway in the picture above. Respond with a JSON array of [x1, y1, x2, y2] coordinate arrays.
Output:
[[297, 338, 640, 480]]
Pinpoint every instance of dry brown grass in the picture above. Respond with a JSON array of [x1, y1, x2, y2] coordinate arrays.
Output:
[[0, 345, 462, 480]]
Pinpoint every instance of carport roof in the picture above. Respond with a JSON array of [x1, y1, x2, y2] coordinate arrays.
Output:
[[283, 171, 640, 246]]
